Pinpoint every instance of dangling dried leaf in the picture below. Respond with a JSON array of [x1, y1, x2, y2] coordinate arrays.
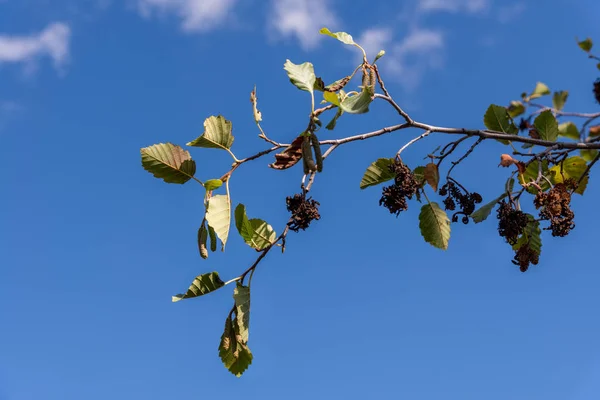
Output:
[[269, 135, 305, 170], [499, 154, 517, 167]]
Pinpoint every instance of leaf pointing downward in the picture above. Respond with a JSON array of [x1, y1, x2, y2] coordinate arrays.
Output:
[[419, 202, 451, 250], [206, 194, 231, 251]]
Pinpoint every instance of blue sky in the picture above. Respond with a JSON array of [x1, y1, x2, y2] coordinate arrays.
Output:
[[1, 0, 600, 399]]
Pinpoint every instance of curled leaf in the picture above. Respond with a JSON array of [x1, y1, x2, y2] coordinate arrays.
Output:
[[269, 136, 304, 170], [250, 86, 262, 123]]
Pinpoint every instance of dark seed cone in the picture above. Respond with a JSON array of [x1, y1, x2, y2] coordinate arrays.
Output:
[[534, 180, 577, 237], [594, 78, 600, 104], [379, 162, 419, 216], [286, 194, 321, 232], [497, 200, 529, 245], [511, 243, 539, 272]]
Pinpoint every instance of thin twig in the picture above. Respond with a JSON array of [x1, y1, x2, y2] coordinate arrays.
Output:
[[397, 130, 431, 157]]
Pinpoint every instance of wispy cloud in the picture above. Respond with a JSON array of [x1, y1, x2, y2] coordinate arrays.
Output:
[[0, 23, 71, 73], [417, 0, 491, 14], [136, 0, 237, 32], [496, 3, 526, 23], [358, 27, 445, 91], [267, 0, 338, 50]]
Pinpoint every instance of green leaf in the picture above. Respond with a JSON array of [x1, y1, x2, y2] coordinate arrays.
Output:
[[339, 86, 374, 114], [374, 50, 385, 63], [558, 122, 580, 140], [507, 101, 526, 118], [581, 149, 599, 162], [208, 225, 217, 252], [319, 27, 356, 46], [521, 159, 553, 193], [533, 110, 559, 142], [283, 59, 316, 94], [483, 104, 518, 135], [419, 202, 451, 250], [234, 284, 250, 343], [552, 91, 569, 111], [471, 179, 515, 223], [187, 116, 234, 150], [423, 163, 439, 192], [549, 156, 589, 194], [323, 91, 340, 106], [413, 166, 426, 188], [512, 216, 542, 257], [529, 82, 551, 99], [234, 204, 276, 250], [141, 143, 196, 184], [198, 223, 208, 259], [325, 108, 343, 130], [204, 179, 223, 191], [577, 37, 593, 52], [219, 314, 253, 377], [206, 194, 231, 251], [360, 158, 395, 189], [172, 272, 225, 302]]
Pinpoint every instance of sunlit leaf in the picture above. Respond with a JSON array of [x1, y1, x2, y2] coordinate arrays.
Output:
[[581, 149, 599, 162], [234, 204, 276, 250], [319, 27, 356, 45], [187, 116, 234, 150], [204, 179, 223, 191], [507, 101, 525, 118], [340, 86, 374, 114], [172, 272, 225, 302], [558, 122, 580, 140], [141, 143, 196, 184], [206, 194, 231, 251], [323, 91, 340, 106], [419, 202, 451, 250], [219, 314, 253, 377], [234, 284, 250, 343], [549, 156, 589, 194], [283, 59, 316, 94], [529, 82, 551, 100], [360, 158, 395, 189], [552, 91, 569, 111]]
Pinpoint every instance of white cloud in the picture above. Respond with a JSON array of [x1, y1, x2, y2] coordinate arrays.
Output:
[[357, 28, 393, 61], [417, 0, 490, 14], [0, 23, 71, 72], [496, 3, 526, 23], [366, 28, 445, 91], [136, 0, 237, 32], [268, 0, 338, 50]]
